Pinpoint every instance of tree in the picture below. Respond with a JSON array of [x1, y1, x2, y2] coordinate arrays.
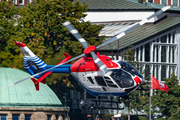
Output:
[[19, 0, 105, 93], [151, 73, 180, 119], [16, 0, 104, 58], [1, 0, 105, 84], [0, 1, 22, 68], [1, 0, 104, 67]]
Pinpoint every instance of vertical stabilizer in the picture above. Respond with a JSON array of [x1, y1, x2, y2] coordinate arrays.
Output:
[[14, 42, 36, 57], [14, 41, 46, 78]]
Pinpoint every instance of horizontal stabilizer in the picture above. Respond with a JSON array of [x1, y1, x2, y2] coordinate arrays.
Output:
[[31, 71, 52, 90], [57, 53, 71, 65], [40, 78, 46, 84], [37, 71, 52, 83]]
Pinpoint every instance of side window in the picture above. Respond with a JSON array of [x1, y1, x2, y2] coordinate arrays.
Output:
[[94, 76, 107, 86], [87, 77, 94, 84]]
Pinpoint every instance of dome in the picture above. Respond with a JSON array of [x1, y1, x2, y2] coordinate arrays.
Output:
[[0, 67, 63, 107]]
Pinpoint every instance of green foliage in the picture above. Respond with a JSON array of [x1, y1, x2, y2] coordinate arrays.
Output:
[[0, 1, 23, 69], [1, 0, 105, 88], [16, 0, 88, 58], [151, 73, 180, 119]]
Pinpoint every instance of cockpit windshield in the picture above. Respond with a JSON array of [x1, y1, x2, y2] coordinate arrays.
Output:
[[110, 69, 134, 88], [118, 61, 143, 79]]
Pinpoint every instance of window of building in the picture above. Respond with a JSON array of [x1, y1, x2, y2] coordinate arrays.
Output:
[[47, 115, 51, 120], [172, 47, 175, 63], [153, 65, 157, 78], [169, 46, 171, 62], [19, 0, 22, 3], [0, 114, 7, 120], [140, 46, 143, 61], [161, 0, 167, 5], [172, 31, 175, 43], [136, 47, 139, 61], [25, 115, 31, 120], [153, 42, 155, 62], [156, 46, 159, 62], [12, 115, 19, 120], [161, 35, 167, 43], [145, 43, 150, 61], [168, 33, 171, 43], [148, 0, 153, 3], [173, 0, 178, 7], [161, 65, 166, 81], [19, 0, 24, 5], [161, 46, 166, 62]]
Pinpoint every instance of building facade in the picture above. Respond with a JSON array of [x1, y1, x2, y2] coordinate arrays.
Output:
[[0, 0, 32, 6], [147, 0, 180, 7]]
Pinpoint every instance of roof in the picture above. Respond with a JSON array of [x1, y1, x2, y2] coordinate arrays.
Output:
[[0, 67, 63, 108], [74, 0, 180, 12], [99, 22, 135, 36], [99, 17, 180, 50]]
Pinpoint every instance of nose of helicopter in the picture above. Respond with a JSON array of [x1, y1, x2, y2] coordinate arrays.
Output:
[[134, 76, 141, 86]]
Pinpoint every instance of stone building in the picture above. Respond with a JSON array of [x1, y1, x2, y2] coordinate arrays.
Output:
[[0, 67, 69, 120]]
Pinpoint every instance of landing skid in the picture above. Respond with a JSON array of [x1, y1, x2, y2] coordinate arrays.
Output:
[[83, 96, 124, 110], [137, 85, 149, 91]]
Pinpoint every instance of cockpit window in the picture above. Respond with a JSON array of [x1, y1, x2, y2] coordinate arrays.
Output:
[[110, 69, 134, 88], [118, 61, 143, 78], [104, 76, 118, 88]]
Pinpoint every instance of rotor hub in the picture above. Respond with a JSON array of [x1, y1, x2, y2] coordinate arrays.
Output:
[[83, 46, 96, 54]]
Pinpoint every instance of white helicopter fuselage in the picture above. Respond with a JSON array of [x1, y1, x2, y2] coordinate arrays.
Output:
[[70, 56, 143, 96]]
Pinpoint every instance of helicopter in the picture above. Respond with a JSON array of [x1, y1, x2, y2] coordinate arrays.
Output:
[[9, 6, 170, 99]]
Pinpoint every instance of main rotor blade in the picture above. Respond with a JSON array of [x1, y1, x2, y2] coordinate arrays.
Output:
[[90, 52, 109, 74], [62, 21, 89, 48], [7, 53, 85, 87], [63, 21, 110, 74], [97, 6, 171, 49]]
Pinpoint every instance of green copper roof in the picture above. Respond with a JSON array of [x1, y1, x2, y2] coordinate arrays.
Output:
[[0, 68, 63, 107], [99, 17, 180, 50], [74, 0, 180, 11]]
